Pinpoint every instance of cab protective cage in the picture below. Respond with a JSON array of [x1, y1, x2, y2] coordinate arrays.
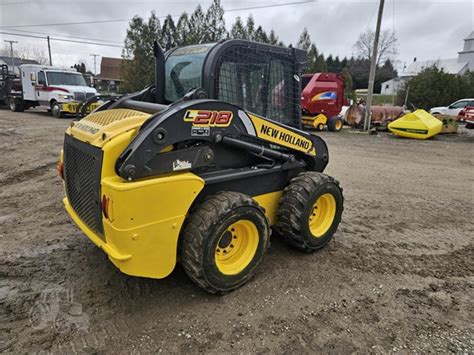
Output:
[[121, 40, 307, 128]]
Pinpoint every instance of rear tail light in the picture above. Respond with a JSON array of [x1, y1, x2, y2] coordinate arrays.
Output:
[[101, 195, 114, 221], [58, 160, 64, 179]]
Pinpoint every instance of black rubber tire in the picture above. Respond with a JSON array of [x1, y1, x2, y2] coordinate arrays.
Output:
[[466, 122, 474, 129], [275, 172, 344, 252], [316, 123, 325, 131], [9, 98, 24, 112], [327, 116, 343, 132], [179, 191, 270, 294], [51, 102, 63, 118]]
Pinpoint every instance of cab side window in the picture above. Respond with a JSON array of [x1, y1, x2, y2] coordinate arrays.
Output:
[[451, 100, 467, 109], [38, 71, 46, 85]]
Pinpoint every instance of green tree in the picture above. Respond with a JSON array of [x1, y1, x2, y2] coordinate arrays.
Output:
[[375, 58, 397, 93], [396, 66, 470, 109], [341, 67, 354, 99], [245, 15, 255, 40], [230, 17, 247, 39], [254, 26, 268, 43], [268, 30, 279, 45], [204, 0, 226, 42], [315, 54, 327, 72], [189, 5, 206, 44], [348, 57, 370, 89], [462, 70, 474, 97], [176, 13, 192, 46], [305, 44, 318, 73], [297, 27, 311, 50], [326, 55, 334, 72], [161, 15, 177, 50], [121, 12, 161, 93], [73, 62, 86, 74]]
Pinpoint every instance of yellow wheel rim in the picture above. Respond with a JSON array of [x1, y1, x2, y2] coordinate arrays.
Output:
[[308, 193, 337, 238], [335, 120, 343, 130], [215, 220, 259, 275]]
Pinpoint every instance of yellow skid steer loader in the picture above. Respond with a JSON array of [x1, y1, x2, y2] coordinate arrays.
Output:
[[59, 40, 344, 293]]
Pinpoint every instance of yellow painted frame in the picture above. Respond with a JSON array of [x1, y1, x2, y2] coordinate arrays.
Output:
[[62, 109, 286, 279]]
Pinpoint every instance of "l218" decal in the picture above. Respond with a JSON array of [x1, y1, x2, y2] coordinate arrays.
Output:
[[184, 110, 233, 127]]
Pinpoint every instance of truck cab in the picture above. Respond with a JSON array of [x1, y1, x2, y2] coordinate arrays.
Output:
[[9, 64, 97, 117]]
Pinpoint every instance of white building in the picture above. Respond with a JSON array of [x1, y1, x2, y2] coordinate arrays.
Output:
[[381, 31, 474, 95]]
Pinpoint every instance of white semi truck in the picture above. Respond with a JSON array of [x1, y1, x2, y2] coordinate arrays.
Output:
[[9, 64, 98, 117]]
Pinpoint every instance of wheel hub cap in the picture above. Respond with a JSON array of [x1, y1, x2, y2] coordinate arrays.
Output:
[[215, 220, 259, 275], [308, 193, 337, 238]]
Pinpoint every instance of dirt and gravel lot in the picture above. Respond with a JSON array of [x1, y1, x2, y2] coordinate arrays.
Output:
[[0, 107, 473, 353]]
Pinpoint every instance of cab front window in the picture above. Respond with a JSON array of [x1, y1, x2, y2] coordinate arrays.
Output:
[[165, 44, 213, 102], [46, 72, 87, 86]]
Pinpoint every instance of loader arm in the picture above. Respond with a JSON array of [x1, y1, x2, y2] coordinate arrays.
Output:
[[116, 99, 329, 183]]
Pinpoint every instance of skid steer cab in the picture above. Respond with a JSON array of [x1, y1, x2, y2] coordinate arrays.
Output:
[[59, 40, 344, 293]]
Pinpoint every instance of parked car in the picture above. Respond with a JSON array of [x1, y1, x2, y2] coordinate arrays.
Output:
[[430, 98, 474, 117], [459, 106, 474, 128]]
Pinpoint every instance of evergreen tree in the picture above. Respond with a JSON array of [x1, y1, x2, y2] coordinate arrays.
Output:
[[326, 55, 334, 72], [176, 13, 192, 46], [375, 58, 398, 92], [204, 0, 226, 42], [315, 54, 327, 72], [189, 5, 206, 44], [333, 56, 341, 72], [121, 12, 161, 92], [306, 44, 319, 73], [161, 15, 177, 50], [297, 27, 311, 50], [268, 30, 279, 45], [341, 57, 348, 69], [73, 63, 86, 74], [254, 26, 268, 43], [341, 67, 353, 98], [245, 15, 255, 40], [348, 57, 371, 89], [230, 17, 247, 39]]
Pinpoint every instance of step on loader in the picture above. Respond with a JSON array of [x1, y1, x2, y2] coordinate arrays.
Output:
[[59, 40, 344, 293]]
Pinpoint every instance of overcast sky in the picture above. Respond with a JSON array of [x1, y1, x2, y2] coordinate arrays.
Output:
[[0, 0, 473, 74]]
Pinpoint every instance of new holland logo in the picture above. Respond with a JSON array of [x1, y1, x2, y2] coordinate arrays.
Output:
[[259, 124, 311, 150], [74, 122, 99, 134], [184, 110, 233, 127]]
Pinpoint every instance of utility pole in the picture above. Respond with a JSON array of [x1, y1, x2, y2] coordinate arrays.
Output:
[[47, 36, 52, 65], [363, 0, 385, 131], [90, 54, 99, 75], [4, 39, 18, 73]]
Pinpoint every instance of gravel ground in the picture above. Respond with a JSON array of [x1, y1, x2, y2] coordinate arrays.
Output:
[[0, 107, 473, 353]]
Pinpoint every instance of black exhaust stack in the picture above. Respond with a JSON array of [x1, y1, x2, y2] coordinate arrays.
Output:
[[153, 41, 166, 104]]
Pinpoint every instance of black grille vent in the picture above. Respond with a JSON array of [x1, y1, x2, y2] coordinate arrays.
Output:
[[63, 134, 104, 238], [73, 92, 94, 101]]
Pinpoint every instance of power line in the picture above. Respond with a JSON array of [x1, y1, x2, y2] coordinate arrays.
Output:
[[0, 0, 315, 28], [0, 31, 124, 48], [5, 28, 123, 44]]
